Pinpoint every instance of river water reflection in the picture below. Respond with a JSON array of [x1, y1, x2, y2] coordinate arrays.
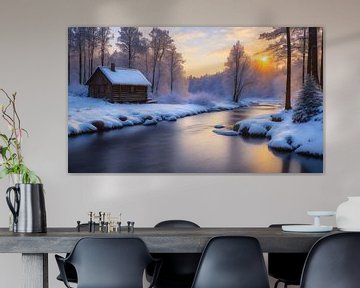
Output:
[[68, 104, 323, 173]]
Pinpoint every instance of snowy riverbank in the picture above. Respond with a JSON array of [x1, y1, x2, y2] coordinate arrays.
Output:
[[233, 109, 323, 157], [68, 95, 243, 135]]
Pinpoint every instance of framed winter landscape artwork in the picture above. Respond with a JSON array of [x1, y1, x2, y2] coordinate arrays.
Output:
[[68, 27, 323, 173]]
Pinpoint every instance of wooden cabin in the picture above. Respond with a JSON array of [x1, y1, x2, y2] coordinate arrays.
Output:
[[86, 63, 151, 103]]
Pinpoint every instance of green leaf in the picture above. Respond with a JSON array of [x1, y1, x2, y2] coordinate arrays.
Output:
[[1, 147, 8, 157], [21, 128, 29, 137], [0, 169, 9, 179], [0, 133, 8, 141]]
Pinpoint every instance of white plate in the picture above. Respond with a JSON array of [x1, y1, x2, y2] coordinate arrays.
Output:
[[282, 225, 333, 233], [307, 211, 336, 217], [338, 227, 360, 232]]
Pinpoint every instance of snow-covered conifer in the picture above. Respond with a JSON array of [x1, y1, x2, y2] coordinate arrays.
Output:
[[292, 75, 323, 123]]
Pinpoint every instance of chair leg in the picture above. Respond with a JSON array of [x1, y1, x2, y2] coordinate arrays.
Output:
[[274, 280, 281, 288], [274, 280, 290, 288]]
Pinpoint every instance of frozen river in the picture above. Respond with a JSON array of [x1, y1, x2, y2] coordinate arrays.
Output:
[[68, 104, 323, 173]]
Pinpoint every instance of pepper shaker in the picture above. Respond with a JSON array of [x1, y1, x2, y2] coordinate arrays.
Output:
[[77, 221, 81, 232], [88, 211, 93, 232]]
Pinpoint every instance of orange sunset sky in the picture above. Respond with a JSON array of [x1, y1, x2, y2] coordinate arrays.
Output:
[[110, 27, 273, 77]]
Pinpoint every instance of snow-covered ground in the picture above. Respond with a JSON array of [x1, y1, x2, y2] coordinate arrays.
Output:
[[68, 95, 242, 135], [234, 109, 323, 157]]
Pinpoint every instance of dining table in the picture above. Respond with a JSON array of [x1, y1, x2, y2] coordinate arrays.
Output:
[[0, 226, 339, 288]]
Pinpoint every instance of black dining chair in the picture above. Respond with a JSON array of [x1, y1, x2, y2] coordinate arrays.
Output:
[[146, 220, 201, 288], [268, 224, 308, 288], [191, 236, 270, 288], [56, 223, 99, 284], [55, 237, 161, 288], [300, 232, 360, 288]]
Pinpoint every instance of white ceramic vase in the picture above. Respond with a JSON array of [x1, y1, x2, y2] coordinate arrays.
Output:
[[336, 197, 360, 231]]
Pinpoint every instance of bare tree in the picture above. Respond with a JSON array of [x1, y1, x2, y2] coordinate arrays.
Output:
[[225, 41, 251, 102], [74, 28, 86, 84], [117, 27, 146, 69], [168, 44, 185, 92], [98, 27, 112, 66], [68, 27, 76, 84], [83, 30, 87, 84], [88, 27, 98, 76], [149, 28, 173, 93]]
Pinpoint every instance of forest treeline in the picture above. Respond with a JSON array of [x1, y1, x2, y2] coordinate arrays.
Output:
[[259, 27, 324, 109], [68, 27, 186, 95], [68, 27, 324, 104]]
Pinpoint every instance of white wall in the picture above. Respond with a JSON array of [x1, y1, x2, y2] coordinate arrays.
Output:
[[0, 0, 360, 287]]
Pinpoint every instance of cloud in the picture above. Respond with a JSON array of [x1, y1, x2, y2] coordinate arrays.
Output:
[[134, 27, 276, 76], [173, 30, 207, 43], [207, 47, 230, 59]]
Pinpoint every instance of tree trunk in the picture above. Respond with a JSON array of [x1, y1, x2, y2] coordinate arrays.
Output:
[[151, 59, 157, 93], [307, 28, 311, 76], [302, 28, 306, 84], [88, 52, 90, 79], [90, 49, 93, 76], [78, 38, 82, 85], [170, 58, 174, 93], [101, 45, 105, 66], [307, 27, 320, 84], [145, 51, 149, 78], [83, 44, 87, 84], [320, 28, 324, 89], [285, 27, 292, 110], [155, 64, 161, 94], [68, 46, 71, 85], [233, 53, 239, 102], [155, 51, 166, 94], [128, 43, 132, 68]]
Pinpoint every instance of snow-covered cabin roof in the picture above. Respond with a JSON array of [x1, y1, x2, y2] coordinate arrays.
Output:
[[97, 67, 151, 86]]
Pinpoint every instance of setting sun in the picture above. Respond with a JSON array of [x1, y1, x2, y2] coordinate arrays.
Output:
[[260, 55, 269, 63], [253, 54, 273, 73]]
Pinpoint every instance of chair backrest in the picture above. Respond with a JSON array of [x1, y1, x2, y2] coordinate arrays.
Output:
[[300, 232, 360, 288], [67, 237, 153, 288], [152, 220, 201, 283], [155, 220, 200, 228], [191, 236, 270, 288]]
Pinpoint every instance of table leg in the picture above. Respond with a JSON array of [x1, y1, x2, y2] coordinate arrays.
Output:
[[22, 253, 48, 288]]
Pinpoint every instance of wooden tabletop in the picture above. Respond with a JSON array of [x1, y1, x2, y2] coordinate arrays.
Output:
[[0, 227, 339, 253]]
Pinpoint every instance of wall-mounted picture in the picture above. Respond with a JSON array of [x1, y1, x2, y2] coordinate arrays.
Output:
[[68, 27, 323, 173]]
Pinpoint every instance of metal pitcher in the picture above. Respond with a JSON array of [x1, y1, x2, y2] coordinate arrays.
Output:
[[6, 183, 47, 233]]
